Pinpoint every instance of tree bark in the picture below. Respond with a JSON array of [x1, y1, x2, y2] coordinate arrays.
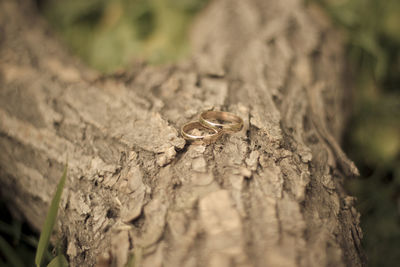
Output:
[[0, 0, 364, 266]]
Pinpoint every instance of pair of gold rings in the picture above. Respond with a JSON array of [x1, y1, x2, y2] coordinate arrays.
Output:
[[181, 110, 244, 144]]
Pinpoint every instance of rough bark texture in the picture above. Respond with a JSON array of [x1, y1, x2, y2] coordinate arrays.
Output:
[[0, 0, 364, 266]]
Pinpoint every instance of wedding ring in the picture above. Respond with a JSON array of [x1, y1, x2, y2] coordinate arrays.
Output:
[[181, 121, 222, 144], [199, 110, 243, 132]]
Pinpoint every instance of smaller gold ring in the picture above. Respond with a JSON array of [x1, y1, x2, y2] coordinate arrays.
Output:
[[199, 110, 243, 132], [181, 121, 222, 144]]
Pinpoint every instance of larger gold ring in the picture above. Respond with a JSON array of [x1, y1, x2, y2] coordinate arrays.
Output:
[[181, 121, 222, 144], [199, 110, 243, 132]]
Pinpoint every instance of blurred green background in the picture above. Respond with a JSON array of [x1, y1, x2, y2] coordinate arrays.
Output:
[[37, 0, 209, 72], [316, 0, 400, 266], [1, 0, 399, 266]]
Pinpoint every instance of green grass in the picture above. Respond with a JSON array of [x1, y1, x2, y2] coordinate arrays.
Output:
[[0, 163, 68, 266], [46, 255, 68, 267], [35, 164, 68, 267]]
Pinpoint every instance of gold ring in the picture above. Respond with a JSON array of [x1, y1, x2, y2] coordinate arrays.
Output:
[[181, 121, 222, 144], [199, 110, 243, 132]]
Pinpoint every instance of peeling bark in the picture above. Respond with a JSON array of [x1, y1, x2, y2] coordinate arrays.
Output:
[[0, 0, 364, 266]]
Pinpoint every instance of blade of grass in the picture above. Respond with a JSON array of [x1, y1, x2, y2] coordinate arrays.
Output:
[[0, 236, 24, 267], [35, 163, 68, 267], [125, 246, 143, 267], [124, 253, 135, 267], [47, 255, 68, 267]]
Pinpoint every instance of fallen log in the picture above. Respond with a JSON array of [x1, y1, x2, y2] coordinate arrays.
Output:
[[0, 0, 364, 266]]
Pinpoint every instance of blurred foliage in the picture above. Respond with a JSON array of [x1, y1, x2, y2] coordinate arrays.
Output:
[[0, 164, 67, 266], [0, 201, 47, 267], [39, 0, 209, 72], [313, 0, 400, 266]]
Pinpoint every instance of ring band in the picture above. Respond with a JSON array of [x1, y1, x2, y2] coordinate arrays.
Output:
[[181, 121, 222, 144], [199, 111, 243, 132]]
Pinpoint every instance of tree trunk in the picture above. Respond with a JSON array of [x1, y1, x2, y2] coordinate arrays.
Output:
[[0, 0, 364, 266]]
